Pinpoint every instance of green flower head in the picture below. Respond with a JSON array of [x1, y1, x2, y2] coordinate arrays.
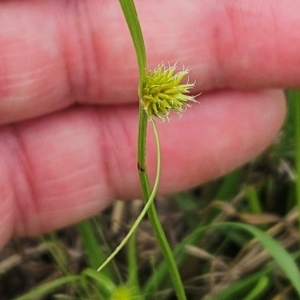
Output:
[[110, 285, 138, 300], [142, 63, 196, 120]]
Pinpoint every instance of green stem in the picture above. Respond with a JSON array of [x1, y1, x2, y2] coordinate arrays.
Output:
[[97, 116, 161, 273], [98, 108, 186, 298], [138, 108, 187, 300], [118, 1, 186, 298], [118, 0, 146, 98]]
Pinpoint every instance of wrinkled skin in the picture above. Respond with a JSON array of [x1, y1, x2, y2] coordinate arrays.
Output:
[[2, 0, 299, 250]]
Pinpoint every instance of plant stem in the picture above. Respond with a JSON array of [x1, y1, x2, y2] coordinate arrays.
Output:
[[137, 107, 187, 300], [118, 0, 146, 98], [97, 116, 161, 273], [118, 1, 187, 297]]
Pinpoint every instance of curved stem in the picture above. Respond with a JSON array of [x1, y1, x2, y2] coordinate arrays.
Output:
[[138, 108, 187, 300], [97, 117, 161, 273]]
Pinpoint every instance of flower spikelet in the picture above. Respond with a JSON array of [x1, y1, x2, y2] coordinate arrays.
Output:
[[142, 63, 196, 120], [111, 285, 138, 300]]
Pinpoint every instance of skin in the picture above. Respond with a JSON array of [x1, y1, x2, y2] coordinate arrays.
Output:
[[1, 0, 297, 250]]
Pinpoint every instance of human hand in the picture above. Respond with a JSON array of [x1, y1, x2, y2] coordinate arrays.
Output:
[[0, 0, 291, 249]]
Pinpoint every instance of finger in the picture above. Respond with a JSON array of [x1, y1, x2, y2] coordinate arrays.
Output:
[[0, 0, 298, 123], [0, 89, 285, 247]]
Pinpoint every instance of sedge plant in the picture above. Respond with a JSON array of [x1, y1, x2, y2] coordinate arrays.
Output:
[[97, 0, 197, 299], [97, 3, 300, 300]]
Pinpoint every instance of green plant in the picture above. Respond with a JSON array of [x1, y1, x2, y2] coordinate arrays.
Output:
[[98, 1, 197, 299]]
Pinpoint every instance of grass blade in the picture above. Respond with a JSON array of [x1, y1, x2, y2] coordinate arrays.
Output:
[[143, 222, 300, 296], [13, 276, 78, 300], [77, 220, 113, 279], [119, 0, 146, 96]]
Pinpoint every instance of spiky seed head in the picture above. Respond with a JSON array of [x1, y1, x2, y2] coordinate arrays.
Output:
[[142, 63, 196, 120]]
